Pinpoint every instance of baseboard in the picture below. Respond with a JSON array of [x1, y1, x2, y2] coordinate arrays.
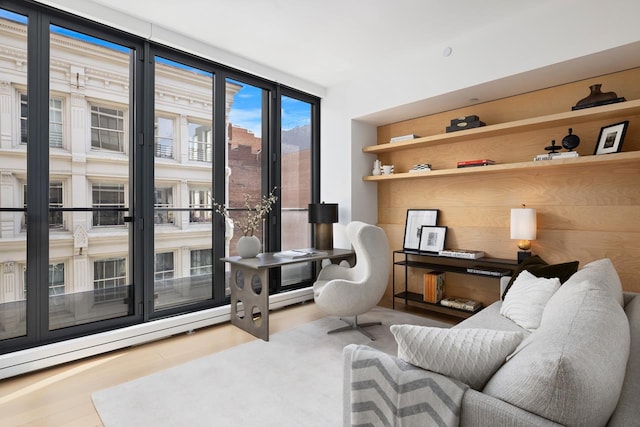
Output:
[[0, 287, 314, 380]]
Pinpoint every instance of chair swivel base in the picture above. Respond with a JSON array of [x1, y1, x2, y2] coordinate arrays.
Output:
[[327, 316, 381, 340]]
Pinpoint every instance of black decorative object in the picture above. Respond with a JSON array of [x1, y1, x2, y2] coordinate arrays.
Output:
[[572, 84, 626, 110], [561, 128, 580, 151], [544, 140, 561, 154], [594, 121, 629, 155]]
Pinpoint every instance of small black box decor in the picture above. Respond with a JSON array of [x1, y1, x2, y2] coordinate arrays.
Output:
[[450, 115, 479, 126], [446, 115, 485, 133]]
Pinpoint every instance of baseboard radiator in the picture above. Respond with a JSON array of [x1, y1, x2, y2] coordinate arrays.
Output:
[[0, 288, 314, 380]]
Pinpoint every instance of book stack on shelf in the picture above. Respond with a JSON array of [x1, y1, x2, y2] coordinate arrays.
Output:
[[534, 152, 579, 161], [456, 159, 496, 168], [389, 134, 419, 143], [439, 249, 485, 259], [440, 296, 482, 312], [423, 271, 445, 303]]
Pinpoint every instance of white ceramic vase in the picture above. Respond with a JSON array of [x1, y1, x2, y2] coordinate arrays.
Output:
[[237, 235, 261, 258]]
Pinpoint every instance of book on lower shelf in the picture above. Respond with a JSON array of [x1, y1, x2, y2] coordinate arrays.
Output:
[[423, 271, 445, 303], [466, 265, 512, 277], [440, 296, 482, 312], [274, 249, 327, 259], [439, 249, 485, 259]]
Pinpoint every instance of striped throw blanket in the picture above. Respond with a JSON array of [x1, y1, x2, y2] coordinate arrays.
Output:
[[348, 345, 467, 427]]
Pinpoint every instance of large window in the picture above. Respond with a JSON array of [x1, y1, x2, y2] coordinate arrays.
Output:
[[93, 258, 127, 303], [188, 121, 212, 162], [154, 116, 174, 159], [20, 94, 64, 147], [91, 105, 125, 152], [92, 183, 125, 227], [0, 1, 319, 354]]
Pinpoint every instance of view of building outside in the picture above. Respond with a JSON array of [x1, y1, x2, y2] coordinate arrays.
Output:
[[0, 12, 313, 341]]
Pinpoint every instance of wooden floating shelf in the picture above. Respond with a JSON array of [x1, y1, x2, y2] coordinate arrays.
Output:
[[363, 99, 640, 154], [363, 151, 640, 182]]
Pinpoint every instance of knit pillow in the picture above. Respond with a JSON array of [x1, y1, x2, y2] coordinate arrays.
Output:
[[391, 325, 524, 390]]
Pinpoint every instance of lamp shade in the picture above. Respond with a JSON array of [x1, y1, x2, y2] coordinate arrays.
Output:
[[308, 203, 338, 224], [510, 208, 537, 240]]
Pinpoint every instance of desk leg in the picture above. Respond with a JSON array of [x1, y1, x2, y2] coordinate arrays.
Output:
[[229, 265, 269, 341]]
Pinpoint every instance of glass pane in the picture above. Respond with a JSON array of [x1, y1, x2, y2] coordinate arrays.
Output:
[[281, 96, 313, 286], [0, 9, 28, 341], [226, 78, 265, 249], [153, 56, 213, 310], [48, 25, 133, 330]]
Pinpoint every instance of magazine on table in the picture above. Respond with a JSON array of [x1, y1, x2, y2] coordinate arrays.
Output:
[[275, 249, 328, 259]]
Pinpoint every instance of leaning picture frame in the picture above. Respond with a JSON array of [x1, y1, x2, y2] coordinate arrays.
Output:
[[418, 226, 447, 253], [403, 209, 439, 251], [594, 121, 629, 155]]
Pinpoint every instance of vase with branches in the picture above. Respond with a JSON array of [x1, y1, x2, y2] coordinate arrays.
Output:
[[211, 188, 278, 257]]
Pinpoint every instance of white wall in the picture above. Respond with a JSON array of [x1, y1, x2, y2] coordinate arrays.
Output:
[[322, 0, 640, 244]]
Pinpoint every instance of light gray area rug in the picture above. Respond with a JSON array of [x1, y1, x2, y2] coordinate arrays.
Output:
[[92, 307, 451, 427]]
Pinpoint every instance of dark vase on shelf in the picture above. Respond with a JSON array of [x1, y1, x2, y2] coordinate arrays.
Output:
[[575, 84, 618, 108]]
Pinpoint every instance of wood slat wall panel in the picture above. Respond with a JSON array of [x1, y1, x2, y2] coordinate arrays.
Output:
[[375, 68, 640, 304]]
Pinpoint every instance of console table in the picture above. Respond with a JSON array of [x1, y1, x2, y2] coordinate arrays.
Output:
[[393, 250, 518, 318], [221, 248, 355, 340]]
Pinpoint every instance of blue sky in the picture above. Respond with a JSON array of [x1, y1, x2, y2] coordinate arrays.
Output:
[[0, 9, 310, 139], [228, 81, 311, 137]]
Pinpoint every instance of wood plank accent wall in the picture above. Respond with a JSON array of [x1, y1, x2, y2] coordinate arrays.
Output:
[[374, 68, 640, 307]]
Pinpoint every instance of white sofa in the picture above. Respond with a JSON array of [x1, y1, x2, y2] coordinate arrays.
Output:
[[343, 258, 639, 426]]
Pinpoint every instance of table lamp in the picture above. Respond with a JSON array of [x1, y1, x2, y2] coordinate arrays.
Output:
[[308, 202, 338, 250], [511, 205, 536, 263]]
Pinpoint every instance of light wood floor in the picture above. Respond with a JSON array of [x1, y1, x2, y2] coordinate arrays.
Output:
[[0, 302, 328, 427], [0, 302, 455, 426]]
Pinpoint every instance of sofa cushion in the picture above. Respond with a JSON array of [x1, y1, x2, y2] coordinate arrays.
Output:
[[391, 325, 524, 390], [500, 270, 560, 330], [561, 258, 624, 307], [455, 300, 529, 334], [483, 279, 630, 427], [607, 294, 640, 426], [501, 255, 578, 300]]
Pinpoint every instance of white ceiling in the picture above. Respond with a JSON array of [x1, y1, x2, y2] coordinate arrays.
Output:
[[87, 0, 551, 89]]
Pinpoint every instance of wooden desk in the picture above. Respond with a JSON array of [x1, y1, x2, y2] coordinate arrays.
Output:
[[221, 248, 354, 340]]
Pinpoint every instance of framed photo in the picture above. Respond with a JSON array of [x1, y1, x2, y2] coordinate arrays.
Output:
[[594, 121, 629, 155], [403, 209, 439, 251], [418, 226, 447, 253]]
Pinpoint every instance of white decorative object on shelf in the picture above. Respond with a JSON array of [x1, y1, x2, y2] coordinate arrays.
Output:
[[382, 165, 394, 175], [372, 159, 381, 175]]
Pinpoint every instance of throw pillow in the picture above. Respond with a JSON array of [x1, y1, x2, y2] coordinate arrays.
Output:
[[391, 325, 524, 390], [501, 255, 578, 300], [500, 270, 560, 330]]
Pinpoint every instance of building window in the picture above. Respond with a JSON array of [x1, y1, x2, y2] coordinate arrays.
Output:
[[154, 252, 174, 292], [20, 94, 64, 147], [189, 187, 212, 223], [190, 249, 212, 276], [154, 116, 174, 159], [90, 105, 125, 152], [154, 187, 174, 225], [187, 121, 212, 162], [22, 182, 65, 230], [93, 257, 127, 303], [92, 183, 125, 227]]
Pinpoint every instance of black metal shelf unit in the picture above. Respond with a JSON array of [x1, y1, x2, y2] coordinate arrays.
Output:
[[392, 250, 518, 319]]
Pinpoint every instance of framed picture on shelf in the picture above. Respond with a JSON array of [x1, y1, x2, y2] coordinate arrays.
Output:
[[403, 209, 439, 251], [418, 226, 447, 253], [594, 121, 629, 155]]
